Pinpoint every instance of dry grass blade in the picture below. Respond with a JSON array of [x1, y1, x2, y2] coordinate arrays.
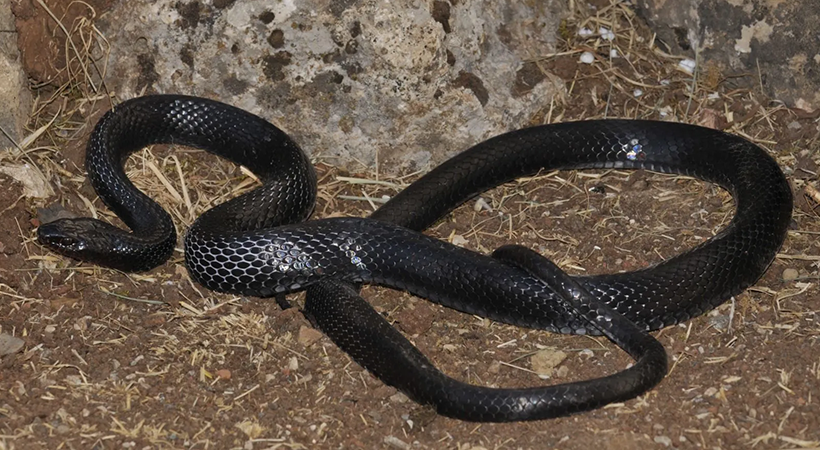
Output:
[[34, 0, 98, 92]]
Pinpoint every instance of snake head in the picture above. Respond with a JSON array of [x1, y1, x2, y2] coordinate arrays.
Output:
[[37, 218, 136, 271]]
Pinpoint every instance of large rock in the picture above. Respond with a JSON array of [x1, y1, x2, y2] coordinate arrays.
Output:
[[93, 0, 567, 170], [0, 0, 31, 150], [636, 0, 820, 111]]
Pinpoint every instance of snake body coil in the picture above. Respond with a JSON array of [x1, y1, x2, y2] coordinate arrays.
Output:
[[38, 95, 792, 421]]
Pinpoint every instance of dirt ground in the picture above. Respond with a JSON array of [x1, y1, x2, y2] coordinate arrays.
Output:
[[1, 1, 819, 449]]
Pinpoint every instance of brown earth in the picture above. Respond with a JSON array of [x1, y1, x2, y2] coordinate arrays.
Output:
[[1, 1, 819, 449]]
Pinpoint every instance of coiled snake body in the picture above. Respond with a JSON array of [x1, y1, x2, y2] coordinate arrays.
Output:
[[38, 95, 792, 421]]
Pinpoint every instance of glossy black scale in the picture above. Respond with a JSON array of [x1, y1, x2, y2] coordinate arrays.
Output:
[[37, 95, 792, 422]]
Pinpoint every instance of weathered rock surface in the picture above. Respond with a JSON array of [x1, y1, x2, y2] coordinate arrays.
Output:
[[0, 0, 32, 150], [92, 0, 567, 171], [636, 0, 820, 111]]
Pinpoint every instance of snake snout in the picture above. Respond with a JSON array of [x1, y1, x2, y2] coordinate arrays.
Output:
[[38, 217, 173, 273], [37, 218, 123, 263], [38, 220, 88, 252]]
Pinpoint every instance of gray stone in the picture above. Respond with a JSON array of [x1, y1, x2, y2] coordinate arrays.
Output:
[[635, 0, 820, 111], [0, 0, 32, 150], [0, 333, 25, 356], [95, 0, 567, 171]]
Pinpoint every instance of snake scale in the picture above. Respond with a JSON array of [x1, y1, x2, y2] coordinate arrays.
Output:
[[38, 95, 792, 421]]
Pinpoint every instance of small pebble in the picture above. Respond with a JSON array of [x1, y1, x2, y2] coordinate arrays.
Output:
[[216, 369, 232, 380], [531, 348, 567, 377], [577, 27, 594, 37], [297, 326, 323, 346], [44, 325, 56, 333], [73, 316, 89, 331], [782, 268, 799, 281], [142, 314, 167, 328], [0, 333, 25, 356], [579, 52, 595, 64], [708, 313, 730, 331], [598, 27, 615, 41], [451, 234, 468, 246], [368, 410, 382, 423], [654, 435, 672, 447], [704, 387, 718, 397], [678, 58, 696, 74], [64, 375, 83, 386], [37, 204, 78, 224], [579, 349, 594, 358], [487, 360, 501, 374], [473, 197, 492, 212], [384, 436, 411, 450]]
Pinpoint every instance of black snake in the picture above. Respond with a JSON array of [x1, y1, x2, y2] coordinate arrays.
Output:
[[37, 95, 792, 422]]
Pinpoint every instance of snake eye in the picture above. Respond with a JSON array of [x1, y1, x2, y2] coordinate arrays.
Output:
[[54, 236, 85, 251]]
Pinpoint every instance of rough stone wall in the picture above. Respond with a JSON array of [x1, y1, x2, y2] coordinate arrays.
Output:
[[636, 0, 820, 111], [0, 0, 31, 150], [91, 0, 568, 171]]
